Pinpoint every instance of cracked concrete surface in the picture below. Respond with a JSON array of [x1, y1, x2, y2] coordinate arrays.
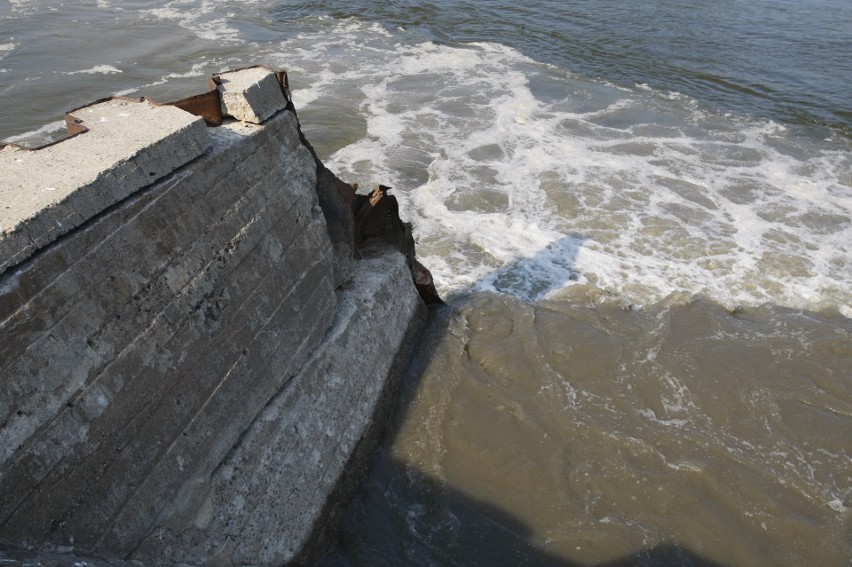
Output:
[[0, 67, 428, 566]]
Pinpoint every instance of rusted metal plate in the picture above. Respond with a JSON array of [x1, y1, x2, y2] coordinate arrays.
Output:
[[162, 89, 223, 126]]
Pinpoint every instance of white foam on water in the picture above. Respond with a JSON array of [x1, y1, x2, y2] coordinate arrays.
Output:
[[141, 0, 247, 43], [2, 120, 66, 147], [0, 41, 14, 73], [272, 19, 852, 314], [8, 0, 36, 14], [64, 65, 122, 75], [112, 62, 212, 98]]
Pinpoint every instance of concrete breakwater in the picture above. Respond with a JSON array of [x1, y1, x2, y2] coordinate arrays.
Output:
[[0, 66, 437, 565]]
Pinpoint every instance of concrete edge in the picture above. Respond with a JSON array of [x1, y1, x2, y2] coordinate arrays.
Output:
[[0, 67, 295, 279]]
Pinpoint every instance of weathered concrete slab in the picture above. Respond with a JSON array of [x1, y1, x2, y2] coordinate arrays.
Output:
[[0, 111, 317, 474], [0, 66, 433, 566], [217, 67, 289, 124], [130, 251, 426, 566], [0, 107, 336, 553], [0, 99, 209, 275]]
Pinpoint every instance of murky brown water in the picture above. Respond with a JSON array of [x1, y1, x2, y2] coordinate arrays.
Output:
[[325, 292, 851, 567]]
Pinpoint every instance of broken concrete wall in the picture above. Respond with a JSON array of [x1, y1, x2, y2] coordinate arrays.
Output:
[[0, 67, 431, 565]]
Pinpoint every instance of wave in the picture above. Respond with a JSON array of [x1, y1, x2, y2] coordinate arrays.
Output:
[[277, 19, 851, 314]]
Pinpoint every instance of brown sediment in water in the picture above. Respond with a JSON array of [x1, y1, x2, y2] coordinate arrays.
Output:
[[329, 292, 852, 567]]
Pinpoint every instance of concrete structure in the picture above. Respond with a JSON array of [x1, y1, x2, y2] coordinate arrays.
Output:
[[0, 100, 209, 274], [217, 67, 289, 124], [0, 67, 434, 565]]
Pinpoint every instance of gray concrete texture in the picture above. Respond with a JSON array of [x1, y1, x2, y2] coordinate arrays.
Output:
[[217, 66, 289, 124], [0, 67, 427, 565], [0, 100, 209, 275]]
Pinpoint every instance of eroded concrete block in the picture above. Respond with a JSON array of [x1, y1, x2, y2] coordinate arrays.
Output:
[[0, 100, 209, 275], [217, 67, 288, 124], [130, 251, 426, 566], [0, 66, 433, 566], [0, 107, 335, 558]]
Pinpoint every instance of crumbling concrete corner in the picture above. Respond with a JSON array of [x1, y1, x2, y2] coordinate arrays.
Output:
[[0, 65, 437, 566]]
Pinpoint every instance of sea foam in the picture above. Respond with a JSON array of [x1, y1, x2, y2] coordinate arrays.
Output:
[[275, 19, 851, 314]]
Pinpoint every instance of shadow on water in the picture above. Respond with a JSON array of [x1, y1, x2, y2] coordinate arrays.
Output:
[[323, 440, 729, 566], [318, 238, 735, 567], [458, 235, 587, 303]]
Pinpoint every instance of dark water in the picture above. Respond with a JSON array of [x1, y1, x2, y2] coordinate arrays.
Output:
[[2, 1, 851, 139], [322, 295, 852, 567], [276, 2, 851, 565], [279, 0, 852, 135], [1, 1, 850, 565]]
